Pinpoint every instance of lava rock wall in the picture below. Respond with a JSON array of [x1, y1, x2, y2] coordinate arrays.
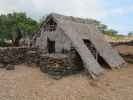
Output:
[[0, 47, 84, 78]]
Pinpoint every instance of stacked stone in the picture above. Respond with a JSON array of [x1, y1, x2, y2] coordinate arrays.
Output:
[[0, 47, 29, 64], [111, 40, 133, 47], [25, 49, 40, 65], [39, 53, 83, 78], [0, 47, 32, 70], [0, 47, 84, 79]]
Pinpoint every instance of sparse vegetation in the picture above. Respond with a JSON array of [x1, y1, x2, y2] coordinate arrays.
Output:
[[128, 31, 133, 36], [0, 12, 132, 47], [0, 12, 39, 46]]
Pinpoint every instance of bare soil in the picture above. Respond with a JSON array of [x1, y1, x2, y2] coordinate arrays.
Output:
[[0, 45, 133, 100]]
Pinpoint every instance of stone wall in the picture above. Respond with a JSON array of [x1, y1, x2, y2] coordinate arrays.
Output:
[[0, 47, 84, 78], [0, 47, 30, 65]]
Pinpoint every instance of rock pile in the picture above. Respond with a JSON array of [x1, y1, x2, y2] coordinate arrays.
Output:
[[39, 54, 83, 78], [6, 64, 15, 70], [0, 47, 29, 70], [25, 49, 41, 65], [111, 40, 133, 47], [0, 47, 84, 78], [0, 47, 29, 65]]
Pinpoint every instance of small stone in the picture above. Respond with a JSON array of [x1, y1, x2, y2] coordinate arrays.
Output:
[[6, 65, 15, 70], [0, 64, 5, 68], [49, 75, 62, 80], [40, 66, 48, 73]]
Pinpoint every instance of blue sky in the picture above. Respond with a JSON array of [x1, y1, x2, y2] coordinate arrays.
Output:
[[0, 0, 132, 35], [99, 0, 133, 35]]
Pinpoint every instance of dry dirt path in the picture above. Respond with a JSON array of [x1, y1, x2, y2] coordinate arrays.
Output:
[[0, 63, 132, 100], [0, 45, 133, 100]]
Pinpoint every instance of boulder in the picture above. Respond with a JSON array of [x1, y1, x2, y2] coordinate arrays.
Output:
[[6, 64, 15, 70]]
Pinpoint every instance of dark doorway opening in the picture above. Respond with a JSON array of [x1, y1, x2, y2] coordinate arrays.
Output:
[[97, 55, 110, 69], [83, 39, 110, 69], [83, 39, 98, 60], [47, 38, 55, 53], [44, 18, 57, 32]]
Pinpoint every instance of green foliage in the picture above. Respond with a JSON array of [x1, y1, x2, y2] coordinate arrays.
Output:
[[0, 13, 127, 46], [93, 20, 119, 37], [128, 31, 133, 36], [0, 12, 39, 46], [104, 29, 118, 36], [112, 35, 125, 40]]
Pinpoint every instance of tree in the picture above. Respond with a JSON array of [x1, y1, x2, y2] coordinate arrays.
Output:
[[128, 31, 133, 36], [93, 20, 107, 33], [93, 19, 118, 36], [104, 29, 118, 36], [0, 12, 39, 46]]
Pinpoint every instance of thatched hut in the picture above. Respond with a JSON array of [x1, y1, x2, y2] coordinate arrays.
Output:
[[32, 13, 126, 78]]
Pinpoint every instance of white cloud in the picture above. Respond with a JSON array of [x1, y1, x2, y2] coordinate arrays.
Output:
[[0, 0, 20, 14], [33, 0, 102, 18], [0, 0, 131, 34], [0, 0, 105, 19], [108, 5, 133, 16], [32, 0, 105, 18]]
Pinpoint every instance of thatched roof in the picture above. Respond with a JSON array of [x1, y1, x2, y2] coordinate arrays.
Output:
[[33, 13, 127, 79], [45, 13, 96, 25]]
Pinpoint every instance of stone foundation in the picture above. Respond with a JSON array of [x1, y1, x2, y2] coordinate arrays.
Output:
[[0, 47, 84, 78]]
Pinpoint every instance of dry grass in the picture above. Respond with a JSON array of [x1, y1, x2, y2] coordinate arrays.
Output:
[[0, 45, 132, 100]]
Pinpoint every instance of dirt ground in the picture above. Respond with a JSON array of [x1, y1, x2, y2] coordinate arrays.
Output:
[[0, 45, 133, 100]]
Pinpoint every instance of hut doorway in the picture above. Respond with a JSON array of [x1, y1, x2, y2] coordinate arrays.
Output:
[[83, 39, 98, 60], [47, 38, 55, 53], [83, 39, 110, 68]]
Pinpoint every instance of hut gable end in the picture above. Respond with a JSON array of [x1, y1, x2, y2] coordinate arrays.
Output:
[[32, 13, 127, 78]]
